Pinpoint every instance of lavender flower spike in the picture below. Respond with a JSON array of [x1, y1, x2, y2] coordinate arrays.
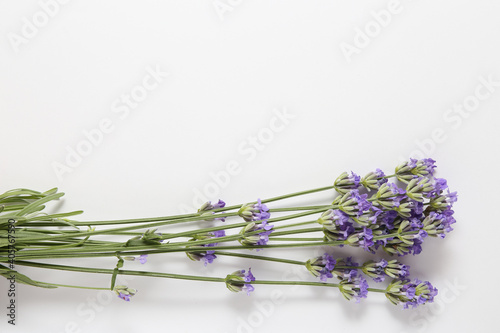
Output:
[[334, 171, 361, 194], [238, 221, 273, 249], [238, 198, 270, 222], [361, 169, 388, 191], [225, 268, 256, 295], [395, 158, 437, 183], [338, 275, 369, 303], [361, 259, 388, 282], [198, 199, 226, 221], [186, 230, 226, 265], [114, 285, 137, 302], [306, 253, 337, 282], [385, 279, 438, 308]]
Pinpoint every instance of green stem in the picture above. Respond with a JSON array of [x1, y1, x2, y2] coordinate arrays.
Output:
[[14, 260, 225, 283], [32, 281, 111, 290], [25, 185, 336, 227], [10, 241, 346, 261], [213, 251, 305, 266], [13, 260, 388, 293]]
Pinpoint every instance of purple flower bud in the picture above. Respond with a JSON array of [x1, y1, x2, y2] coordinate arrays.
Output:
[[139, 254, 148, 265], [225, 268, 256, 295]]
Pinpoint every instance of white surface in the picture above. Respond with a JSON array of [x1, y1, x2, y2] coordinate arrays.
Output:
[[1, 1, 499, 332]]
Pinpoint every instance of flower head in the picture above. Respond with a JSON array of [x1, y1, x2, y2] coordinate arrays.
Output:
[[198, 200, 226, 221], [372, 183, 406, 210], [406, 177, 435, 202], [422, 211, 456, 238], [114, 285, 137, 302], [383, 260, 410, 279], [225, 268, 256, 295], [347, 227, 374, 252], [395, 158, 437, 182], [238, 221, 273, 249], [238, 199, 270, 222], [186, 229, 226, 265], [332, 257, 359, 282], [353, 206, 382, 227], [334, 171, 361, 194], [338, 275, 369, 303], [338, 190, 372, 217], [362, 259, 388, 282], [386, 279, 438, 308], [317, 209, 350, 230], [429, 190, 458, 212], [139, 254, 148, 265], [306, 253, 337, 282], [361, 169, 388, 191]]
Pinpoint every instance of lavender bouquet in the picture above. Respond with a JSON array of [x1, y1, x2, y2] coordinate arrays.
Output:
[[0, 158, 456, 309]]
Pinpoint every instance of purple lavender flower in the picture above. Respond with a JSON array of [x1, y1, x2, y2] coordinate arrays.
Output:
[[238, 220, 274, 249], [334, 171, 361, 194], [354, 192, 372, 215], [186, 229, 226, 265], [338, 190, 372, 217], [373, 183, 406, 210], [422, 211, 456, 239], [199, 200, 226, 211], [332, 257, 359, 282], [318, 209, 351, 230], [213, 199, 226, 209], [386, 279, 437, 308], [362, 259, 388, 282], [339, 275, 369, 303], [306, 253, 337, 282], [198, 200, 227, 221], [395, 158, 437, 182], [359, 227, 374, 251], [429, 187, 457, 213], [415, 230, 428, 242], [406, 177, 435, 201], [238, 199, 271, 222], [384, 260, 410, 279], [433, 178, 448, 194], [354, 206, 382, 227], [114, 286, 137, 302], [379, 210, 398, 229], [422, 158, 437, 175], [225, 268, 256, 295], [361, 169, 388, 190], [347, 227, 374, 252], [201, 251, 217, 265], [139, 254, 148, 264]]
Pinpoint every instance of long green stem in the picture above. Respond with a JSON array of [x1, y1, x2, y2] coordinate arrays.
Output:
[[213, 251, 306, 266], [14, 260, 388, 293]]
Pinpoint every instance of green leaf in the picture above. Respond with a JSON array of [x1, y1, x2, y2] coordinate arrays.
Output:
[[0, 265, 56, 289], [110, 258, 124, 290]]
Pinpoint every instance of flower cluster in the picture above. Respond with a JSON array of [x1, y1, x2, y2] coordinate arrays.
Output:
[[305, 253, 336, 282], [319, 158, 457, 256], [225, 268, 255, 295], [361, 169, 388, 191], [385, 279, 438, 309], [198, 199, 226, 221], [114, 285, 137, 302], [238, 199, 270, 222], [1, 158, 451, 309], [309, 254, 410, 284], [186, 230, 226, 265], [238, 199, 273, 249], [338, 275, 369, 303]]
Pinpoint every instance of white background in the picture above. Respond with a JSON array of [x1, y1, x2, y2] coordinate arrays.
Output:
[[1, 1, 499, 332]]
